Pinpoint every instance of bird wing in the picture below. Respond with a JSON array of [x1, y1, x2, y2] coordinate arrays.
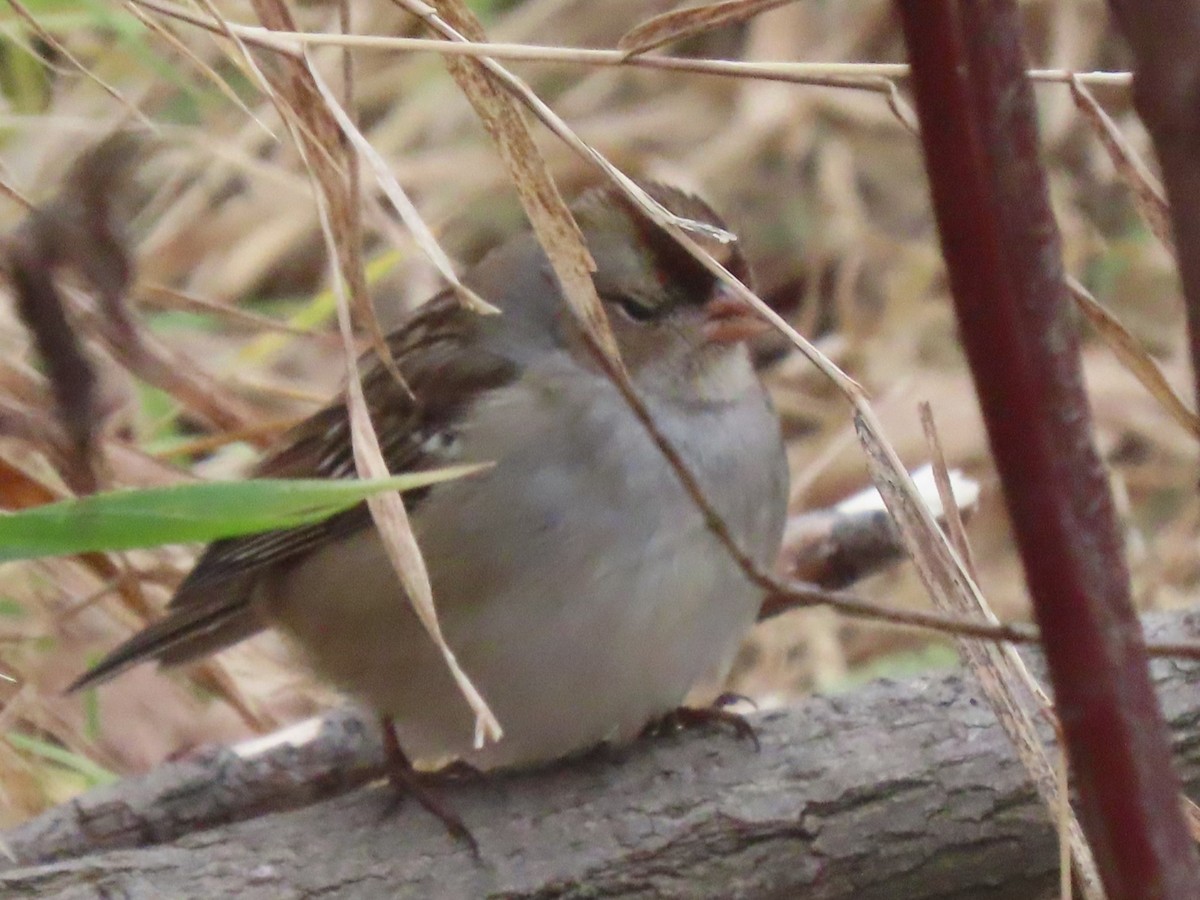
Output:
[[70, 293, 517, 690]]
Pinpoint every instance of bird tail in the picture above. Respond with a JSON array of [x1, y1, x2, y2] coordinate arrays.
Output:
[[67, 582, 263, 693]]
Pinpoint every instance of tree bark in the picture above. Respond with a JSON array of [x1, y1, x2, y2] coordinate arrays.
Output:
[[5, 610, 1200, 899]]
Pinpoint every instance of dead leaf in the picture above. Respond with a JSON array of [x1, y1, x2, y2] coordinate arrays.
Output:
[[1, 132, 143, 493], [618, 0, 790, 58]]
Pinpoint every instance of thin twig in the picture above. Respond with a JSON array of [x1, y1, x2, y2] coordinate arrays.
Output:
[[761, 578, 1200, 661], [129, 0, 1132, 88]]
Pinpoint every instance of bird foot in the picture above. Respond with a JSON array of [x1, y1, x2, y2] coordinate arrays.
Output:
[[430, 758, 486, 784], [642, 701, 760, 751], [378, 716, 479, 855]]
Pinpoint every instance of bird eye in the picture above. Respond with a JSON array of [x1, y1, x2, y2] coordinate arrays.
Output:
[[611, 295, 657, 323]]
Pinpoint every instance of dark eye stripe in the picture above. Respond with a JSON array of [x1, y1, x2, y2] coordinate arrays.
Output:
[[609, 294, 659, 322]]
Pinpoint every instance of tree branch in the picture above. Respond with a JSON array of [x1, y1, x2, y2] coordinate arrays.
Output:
[[5, 611, 1200, 899]]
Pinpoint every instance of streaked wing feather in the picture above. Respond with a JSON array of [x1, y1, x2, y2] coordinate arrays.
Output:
[[170, 291, 517, 605]]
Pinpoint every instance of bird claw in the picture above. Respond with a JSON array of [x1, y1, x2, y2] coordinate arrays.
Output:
[[378, 716, 480, 856], [642, 704, 760, 751]]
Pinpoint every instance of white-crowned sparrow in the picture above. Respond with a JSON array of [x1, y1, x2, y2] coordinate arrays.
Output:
[[71, 183, 789, 771]]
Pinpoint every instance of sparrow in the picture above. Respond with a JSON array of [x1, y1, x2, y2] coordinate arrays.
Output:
[[70, 182, 789, 774]]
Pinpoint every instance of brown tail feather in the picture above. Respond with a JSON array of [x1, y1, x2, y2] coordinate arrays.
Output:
[[67, 588, 264, 693]]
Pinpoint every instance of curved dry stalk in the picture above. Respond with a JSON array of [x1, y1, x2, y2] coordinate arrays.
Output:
[[122, 0, 273, 135], [243, 0, 502, 745], [1068, 75, 1173, 252], [304, 59, 493, 315], [136, 283, 332, 338], [920, 403, 1102, 896], [311, 184, 502, 746], [1066, 276, 1200, 439]]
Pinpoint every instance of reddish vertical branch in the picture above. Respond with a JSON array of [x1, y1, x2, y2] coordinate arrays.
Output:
[[894, 3, 1200, 898], [1106, 1, 1200, 414]]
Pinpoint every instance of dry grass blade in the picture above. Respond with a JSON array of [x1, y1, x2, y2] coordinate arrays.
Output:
[[231, 0, 499, 742], [126, 1, 1134, 96], [920, 407, 977, 578], [0, 172, 32, 211], [923, 405, 1097, 894], [304, 57, 493, 315], [314, 189, 502, 747], [239, 0, 408, 398], [121, 0, 274, 136], [299, 4, 736, 256], [395, 16, 740, 247], [1066, 275, 1200, 438], [759, 581, 1035, 639], [882, 80, 920, 133], [1069, 75, 1174, 252], [876, 403, 1101, 897], [618, 0, 789, 58], [74, 290, 264, 434], [403, 0, 619, 363], [189, 0, 291, 144], [136, 283, 329, 339], [854, 406, 981, 626]]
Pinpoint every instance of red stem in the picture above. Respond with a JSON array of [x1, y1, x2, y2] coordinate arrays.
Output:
[[1106, 0, 1200, 416], [894, 3, 1200, 897]]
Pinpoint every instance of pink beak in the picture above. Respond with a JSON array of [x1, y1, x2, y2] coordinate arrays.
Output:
[[703, 295, 768, 345]]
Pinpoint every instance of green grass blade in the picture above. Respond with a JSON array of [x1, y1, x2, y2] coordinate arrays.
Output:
[[0, 464, 488, 562], [5, 731, 118, 788]]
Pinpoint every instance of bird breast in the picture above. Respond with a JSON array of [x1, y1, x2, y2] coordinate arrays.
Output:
[[260, 349, 787, 769]]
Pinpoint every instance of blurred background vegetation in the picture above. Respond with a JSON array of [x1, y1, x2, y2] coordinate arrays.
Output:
[[0, 0, 1191, 826]]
